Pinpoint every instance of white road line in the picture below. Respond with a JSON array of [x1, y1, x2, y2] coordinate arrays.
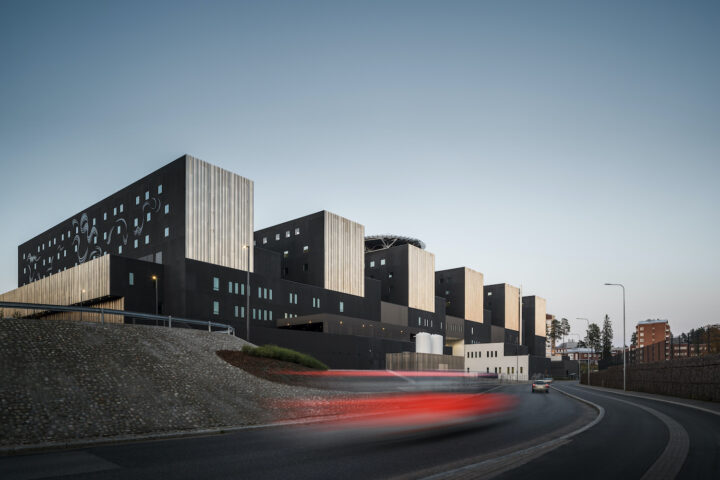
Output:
[[419, 385, 605, 480], [577, 384, 720, 417], [564, 386, 690, 480]]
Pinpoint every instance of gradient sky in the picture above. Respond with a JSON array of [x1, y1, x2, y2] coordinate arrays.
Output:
[[1, 1, 718, 344]]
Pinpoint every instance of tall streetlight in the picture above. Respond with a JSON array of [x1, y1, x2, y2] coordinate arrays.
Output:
[[577, 317, 591, 386], [243, 245, 250, 342], [151, 275, 158, 325], [604, 283, 626, 391]]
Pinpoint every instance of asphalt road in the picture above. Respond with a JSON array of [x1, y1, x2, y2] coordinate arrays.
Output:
[[3, 382, 717, 479], [1, 383, 590, 480]]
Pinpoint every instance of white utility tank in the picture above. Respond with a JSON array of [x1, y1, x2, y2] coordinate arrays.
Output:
[[430, 334, 444, 354], [415, 332, 432, 353]]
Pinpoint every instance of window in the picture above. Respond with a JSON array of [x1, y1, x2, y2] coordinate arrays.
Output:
[[269, 311, 273, 321], [269, 289, 273, 300], [388, 272, 393, 278], [283, 250, 289, 258], [303, 246, 308, 253], [275, 233, 280, 241], [228, 281, 233, 293], [240, 306, 245, 318], [303, 263, 308, 272], [164, 204, 170, 214], [129, 272, 134, 285], [295, 227, 300, 235], [134, 218, 138, 227], [145, 191, 149, 200], [252, 308, 256, 320], [145, 235, 150, 244], [64, 250, 66, 258], [339, 301, 344, 313], [264, 310, 268, 321], [104, 232, 107, 240], [158, 184, 162, 194], [380, 259, 386, 265], [147, 212, 151, 222], [263, 288, 268, 299], [487, 291, 492, 296], [118, 245, 123, 254], [164, 227, 169, 237], [117, 225, 121, 234], [213, 277, 219, 291], [213, 301, 219, 315], [262, 237, 267, 244], [234, 305, 239, 318], [136, 195, 140, 205], [103, 212, 107, 221], [113, 207, 117, 216], [241, 283, 245, 295], [520, 367, 523, 374], [285, 230, 290, 238], [370, 260, 375, 268], [134, 239, 138, 248], [119, 204, 124, 213], [234, 282, 239, 295]]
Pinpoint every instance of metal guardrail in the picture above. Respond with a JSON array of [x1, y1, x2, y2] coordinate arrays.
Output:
[[0, 301, 235, 335]]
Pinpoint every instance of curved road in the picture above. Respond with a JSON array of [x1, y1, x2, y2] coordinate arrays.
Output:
[[2, 382, 718, 479]]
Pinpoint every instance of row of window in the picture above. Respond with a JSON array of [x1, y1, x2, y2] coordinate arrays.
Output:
[[418, 317, 433, 328], [467, 350, 499, 359], [261, 227, 301, 244], [282, 246, 309, 257], [368, 259, 386, 268]]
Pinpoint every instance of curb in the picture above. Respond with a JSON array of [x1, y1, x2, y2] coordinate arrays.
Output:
[[575, 384, 720, 417]]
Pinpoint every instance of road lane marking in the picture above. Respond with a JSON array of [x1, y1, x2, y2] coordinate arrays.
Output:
[[576, 384, 720, 417], [416, 385, 605, 480], [563, 386, 690, 480]]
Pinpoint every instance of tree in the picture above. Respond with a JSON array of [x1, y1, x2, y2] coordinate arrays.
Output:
[[586, 323, 601, 353], [560, 318, 571, 342], [601, 314, 613, 360], [630, 331, 637, 347], [547, 319, 562, 348]]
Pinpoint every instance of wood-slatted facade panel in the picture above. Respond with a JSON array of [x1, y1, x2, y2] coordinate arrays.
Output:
[[463, 267, 484, 323], [185, 156, 254, 272], [504, 284, 520, 332], [0, 255, 111, 317], [41, 298, 125, 324], [407, 245, 435, 312], [323, 211, 364, 297], [534, 296, 547, 337]]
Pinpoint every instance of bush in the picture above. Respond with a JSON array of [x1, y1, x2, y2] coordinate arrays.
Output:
[[242, 344, 328, 370]]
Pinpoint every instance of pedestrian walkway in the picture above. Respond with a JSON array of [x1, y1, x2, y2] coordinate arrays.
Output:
[[576, 383, 720, 415]]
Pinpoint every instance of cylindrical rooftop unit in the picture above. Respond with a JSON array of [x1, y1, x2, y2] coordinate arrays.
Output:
[[416, 332, 431, 354], [430, 334, 444, 355]]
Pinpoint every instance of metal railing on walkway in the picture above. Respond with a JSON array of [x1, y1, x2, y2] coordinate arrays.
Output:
[[0, 301, 235, 336]]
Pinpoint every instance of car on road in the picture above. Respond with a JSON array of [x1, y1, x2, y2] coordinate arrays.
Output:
[[531, 380, 550, 393]]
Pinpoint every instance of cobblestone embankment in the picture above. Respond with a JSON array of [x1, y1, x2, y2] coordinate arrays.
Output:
[[0, 318, 337, 448]]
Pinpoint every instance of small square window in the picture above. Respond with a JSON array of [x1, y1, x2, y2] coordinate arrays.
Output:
[[164, 204, 170, 214], [158, 184, 163, 194], [295, 227, 300, 235], [275, 233, 280, 241], [380, 259, 385, 265], [263, 237, 267, 244], [283, 250, 289, 258], [303, 246, 308, 253], [164, 227, 169, 237], [145, 235, 150, 244], [370, 260, 375, 268], [285, 230, 290, 238]]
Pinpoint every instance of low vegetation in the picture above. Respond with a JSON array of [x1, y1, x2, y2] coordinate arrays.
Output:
[[241, 344, 329, 370]]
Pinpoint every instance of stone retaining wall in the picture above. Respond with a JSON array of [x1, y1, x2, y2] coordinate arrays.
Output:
[[582, 354, 720, 402]]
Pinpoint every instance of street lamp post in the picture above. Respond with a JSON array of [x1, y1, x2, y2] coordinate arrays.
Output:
[[243, 245, 250, 342], [604, 283, 626, 391], [151, 275, 158, 325], [80, 289, 86, 322], [577, 318, 591, 386]]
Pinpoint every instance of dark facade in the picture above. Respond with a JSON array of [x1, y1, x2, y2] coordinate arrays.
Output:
[[436, 267, 466, 318], [365, 244, 412, 307], [484, 283, 508, 328]]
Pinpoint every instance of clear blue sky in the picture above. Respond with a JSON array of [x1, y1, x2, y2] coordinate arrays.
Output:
[[1, 1, 718, 343]]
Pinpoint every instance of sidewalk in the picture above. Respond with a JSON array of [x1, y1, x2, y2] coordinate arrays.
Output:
[[575, 383, 720, 415]]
